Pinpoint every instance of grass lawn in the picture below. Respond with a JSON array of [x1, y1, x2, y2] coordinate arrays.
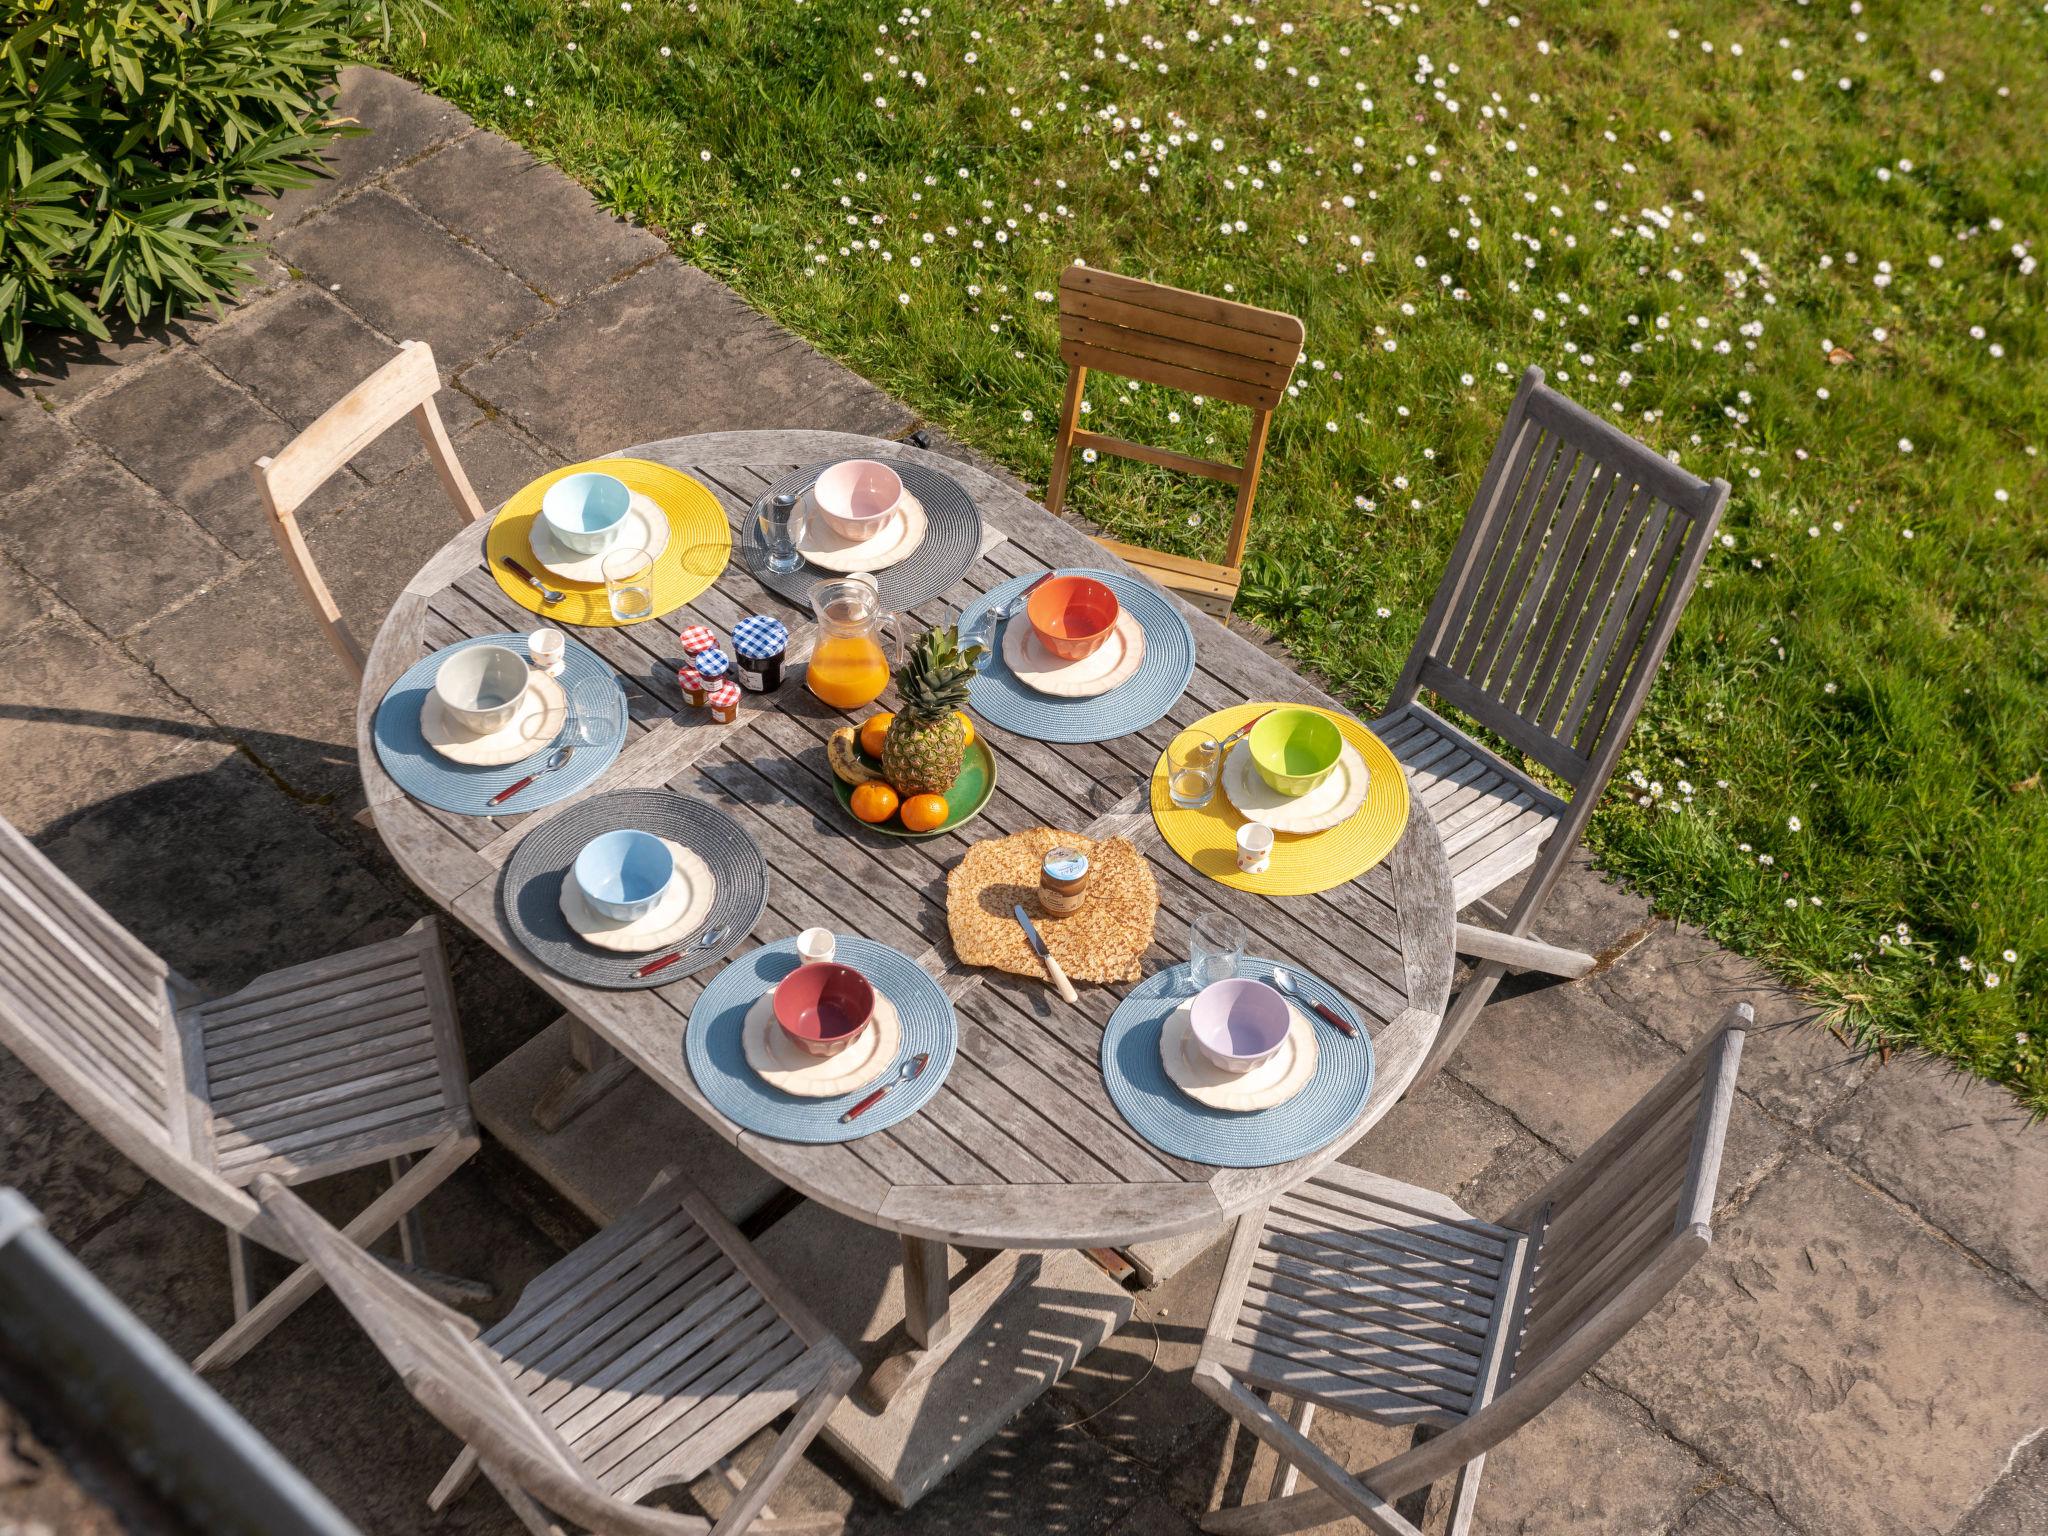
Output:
[[378, 0, 2047, 1108]]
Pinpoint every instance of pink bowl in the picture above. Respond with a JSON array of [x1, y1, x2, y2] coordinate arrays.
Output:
[[773, 962, 876, 1057], [1188, 978, 1291, 1074], [811, 459, 903, 541]]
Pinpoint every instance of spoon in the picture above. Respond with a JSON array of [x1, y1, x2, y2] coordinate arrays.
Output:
[[1267, 966, 1359, 1039], [631, 924, 729, 979], [996, 572, 1052, 619], [841, 1051, 929, 1123], [501, 555, 565, 605], [488, 746, 573, 806]]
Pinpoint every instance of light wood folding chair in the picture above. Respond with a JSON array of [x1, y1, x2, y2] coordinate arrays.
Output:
[[1380, 366, 1729, 1092], [1194, 1008, 1747, 1536], [1046, 265, 1304, 617], [255, 1168, 860, 1536], [251, 338, 486, 682], [0, 813, 485, 1372]]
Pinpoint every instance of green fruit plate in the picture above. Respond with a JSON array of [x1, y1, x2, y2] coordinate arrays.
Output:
[[835, 739, 998, 839]]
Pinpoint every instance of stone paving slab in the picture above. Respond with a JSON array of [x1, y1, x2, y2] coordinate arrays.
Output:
[[264, 66, 473, 232], [0, 394, 73, 500], [459, 259, 917, 459], [390, 131, 667, 302]]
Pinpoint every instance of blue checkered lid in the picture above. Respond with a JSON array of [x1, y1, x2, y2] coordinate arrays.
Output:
[[695, 647, 732, 679], [732, 615, 790, 659]]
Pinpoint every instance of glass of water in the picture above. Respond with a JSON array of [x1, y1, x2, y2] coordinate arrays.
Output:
[[1189, 912, 1246, 990], [561, 673, 622, 746], [759, 492, 805, 575], [958, 601, 998, 671], [603, 546, 655, 624], [1168, 737, 1221, 809]]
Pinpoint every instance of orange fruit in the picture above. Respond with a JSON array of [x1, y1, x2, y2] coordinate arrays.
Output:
[[858, 712, 894, 759], [849, 782, 900, 824], [899, 793, 950, 833], [954, 711, 975, 749]]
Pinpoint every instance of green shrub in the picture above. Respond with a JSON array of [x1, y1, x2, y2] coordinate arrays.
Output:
[[1, 0, 368, 369]]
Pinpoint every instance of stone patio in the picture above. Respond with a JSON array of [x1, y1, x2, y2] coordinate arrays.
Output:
[[2, 67, 2043, 1536]]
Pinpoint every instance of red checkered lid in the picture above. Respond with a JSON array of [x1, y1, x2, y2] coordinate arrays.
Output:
[[677, 667, 705, 691], [708, 681, 741, 708], [677, 625, 718, 653]]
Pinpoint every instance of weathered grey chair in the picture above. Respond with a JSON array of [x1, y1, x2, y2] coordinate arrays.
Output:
[[255, 1168, 860, 1536], [0, 814, 482, 1371], [1193, 1007, 1746, 1536], [1380, 366, 1729, 1091], [251, 338, 486, 682]]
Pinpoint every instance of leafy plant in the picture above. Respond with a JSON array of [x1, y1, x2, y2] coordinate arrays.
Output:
[[0, 0, 368, 368]]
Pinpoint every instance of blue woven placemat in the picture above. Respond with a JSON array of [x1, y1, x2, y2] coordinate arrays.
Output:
[[959, 569, 1196, 744], [372, 634, 626, 816], [1100, 957, 1374, 1168], [686, 935, 957, 1142]]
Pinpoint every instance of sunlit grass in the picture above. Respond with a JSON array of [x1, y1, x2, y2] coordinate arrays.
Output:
[[380, 0, 2046, 1108]]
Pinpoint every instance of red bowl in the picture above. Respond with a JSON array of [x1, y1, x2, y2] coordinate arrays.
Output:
[[1026, 575, 1121, 661], [772, 962, 876, 1058]]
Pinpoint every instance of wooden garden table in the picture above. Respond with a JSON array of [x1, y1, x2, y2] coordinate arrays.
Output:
[[356, 429, 1456, 1503]]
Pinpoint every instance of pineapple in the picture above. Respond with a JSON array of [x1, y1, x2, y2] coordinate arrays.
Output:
[[883, 626, 979, 795]]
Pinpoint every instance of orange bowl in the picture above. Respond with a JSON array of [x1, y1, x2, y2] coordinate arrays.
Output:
[[1026, 575, 1121, 660]]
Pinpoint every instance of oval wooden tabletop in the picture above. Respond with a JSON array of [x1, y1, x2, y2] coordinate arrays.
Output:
[[358, 429, 1455, 1249]]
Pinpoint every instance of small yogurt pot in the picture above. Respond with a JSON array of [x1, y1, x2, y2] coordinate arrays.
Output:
[[433, 644, 532, 733], [540, 471, 633, 555], [571, 829, 675, 922], [811, 459, 903, 541], [1188, 977, 1292, 1074], [796, 927, 837, 965]]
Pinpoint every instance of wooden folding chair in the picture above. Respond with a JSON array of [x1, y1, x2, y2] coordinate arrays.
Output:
[[255, 1168, 860, 1536], [0, 814, 485, 1372], [1380, 366, 1729, 1092], [251, 338, 486, 682], [1194, 1008, 1747, 1536], [1046, 265, 1304, 617]]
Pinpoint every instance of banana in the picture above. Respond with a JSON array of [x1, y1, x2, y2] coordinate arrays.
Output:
[[827, 727, 885, 787]]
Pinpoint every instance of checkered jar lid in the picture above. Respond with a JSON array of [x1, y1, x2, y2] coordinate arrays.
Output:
[[709, 681, 741, 707], [677, 625, 718, 654], [694, 648, 731, 679], [678, 667, 705, 691], [732, 615, 790, 659]]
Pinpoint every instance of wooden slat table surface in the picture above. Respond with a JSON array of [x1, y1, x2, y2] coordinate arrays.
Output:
[[357, 430, 1456, 1252]]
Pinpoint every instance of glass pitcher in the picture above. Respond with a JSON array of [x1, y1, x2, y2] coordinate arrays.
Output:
[[806, 573, 902, 712]]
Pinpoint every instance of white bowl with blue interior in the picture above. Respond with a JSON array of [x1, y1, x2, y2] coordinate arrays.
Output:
[[572, 829, 675, 921], [541, 471, 633, 555]]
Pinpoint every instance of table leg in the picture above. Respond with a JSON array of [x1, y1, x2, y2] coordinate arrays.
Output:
[[861, 1240, 1043, 1410], [532, 1015, 635, 1132]]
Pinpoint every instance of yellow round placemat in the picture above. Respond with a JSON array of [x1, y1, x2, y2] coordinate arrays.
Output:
[[485, 459, 731, 626], [1150, 704, 1410, 895]]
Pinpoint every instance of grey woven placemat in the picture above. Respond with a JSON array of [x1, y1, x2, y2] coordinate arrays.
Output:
[[740, 459, 983, 609], [499, 790, 767, 988]]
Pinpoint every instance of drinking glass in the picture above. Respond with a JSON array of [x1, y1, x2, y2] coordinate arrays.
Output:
[[758, 492, 805, 575], [561, 673, 623, 746], [1189, 912, 1246, 990], [603, 547, 656, 623], [958, 602, 998, 672], [1168, 737, 1221, 809]]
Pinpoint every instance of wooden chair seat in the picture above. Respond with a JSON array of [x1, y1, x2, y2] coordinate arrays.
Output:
[[195, 935, 471, 1182], [1196, 1014, 1747, 1536], [1374, 703, 1565, 911], [1090, 536, 1245, 616], [480, 1178, 824, 1503]]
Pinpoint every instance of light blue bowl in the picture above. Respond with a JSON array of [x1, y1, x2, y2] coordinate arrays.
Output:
[[541, 471, 633, 555], [572, 829, 674, 921]]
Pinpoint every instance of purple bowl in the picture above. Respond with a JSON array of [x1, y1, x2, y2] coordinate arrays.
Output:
[[1188, 978, 1292, 1074]]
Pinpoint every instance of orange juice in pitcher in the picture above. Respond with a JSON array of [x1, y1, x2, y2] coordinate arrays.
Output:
[[806, 575, 902, 712]]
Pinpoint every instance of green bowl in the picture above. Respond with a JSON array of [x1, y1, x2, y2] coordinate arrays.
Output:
[[834, 738, 997, 839], [1249, 707, 1343, 798]]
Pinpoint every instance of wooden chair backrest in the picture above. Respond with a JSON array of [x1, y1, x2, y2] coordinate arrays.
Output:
[[0, 816, 263, 1236], [250, 339, 486, 683], [1049, 265, 1304, 568], [1363, 1010, 1747, 1502], [1390, 367, 1728, 794]]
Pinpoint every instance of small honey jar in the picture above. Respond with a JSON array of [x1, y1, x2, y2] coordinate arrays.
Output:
[[1039, 844, 1093, 916], [677, 667, 708, 707], [707, 681, 742, 723]]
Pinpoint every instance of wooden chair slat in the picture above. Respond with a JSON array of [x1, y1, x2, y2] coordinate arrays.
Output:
[[1056, 336, 1277, 411], [1059, 264, 1306, 342], [1057, 314, 1296, 399]]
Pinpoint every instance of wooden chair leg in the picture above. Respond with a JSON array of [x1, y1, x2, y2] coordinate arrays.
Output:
[[1443, 1450, 1488, 1536], [193, 1135, 474, 1372], [708, 1384, 846, 1536], [1044, 365, 1088, 517], [392, 1153, 426, 1266], [430, 1446, 482, 1511], [226, 1230, 257, 1319], [1407, 959, 1508, 1098]]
